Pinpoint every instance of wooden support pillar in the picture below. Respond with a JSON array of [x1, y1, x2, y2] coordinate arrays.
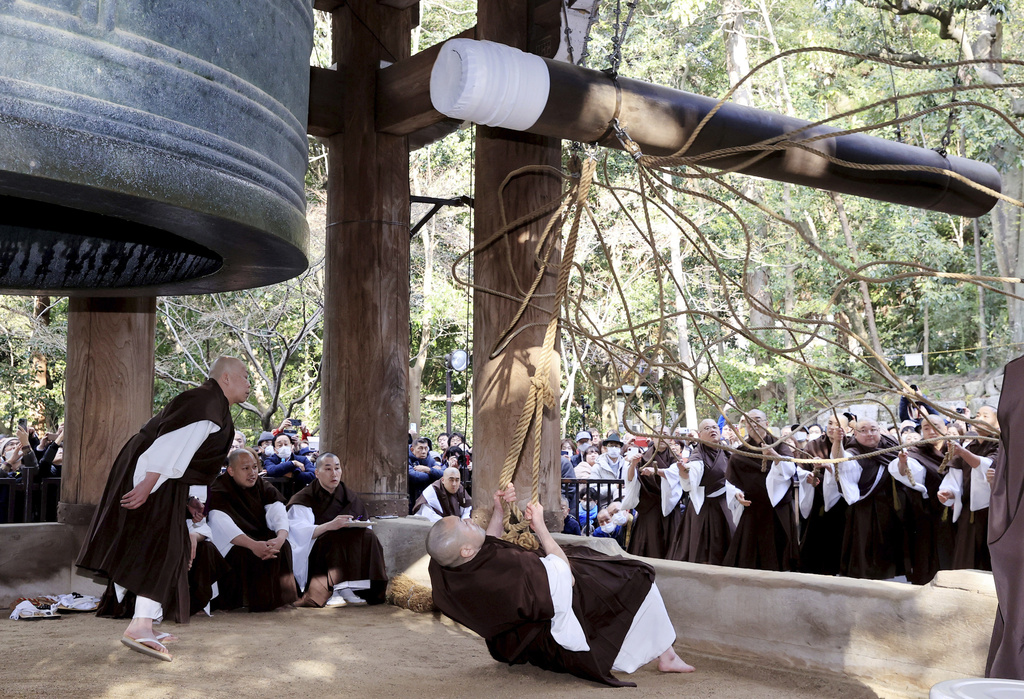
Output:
[[320, 0, 411, 515], [472, 0, 563, 526], [59, 297, 155, 525]]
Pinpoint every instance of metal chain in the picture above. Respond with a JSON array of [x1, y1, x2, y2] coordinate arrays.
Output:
[[561, 0, 575, 65], [606, 0, 638, 77], [580, 1, 602, 68], [877, 9, 903, 143], [936, 4, 967, 156]]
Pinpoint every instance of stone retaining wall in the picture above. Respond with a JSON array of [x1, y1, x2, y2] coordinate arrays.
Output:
[[2, 517, 996, 696]]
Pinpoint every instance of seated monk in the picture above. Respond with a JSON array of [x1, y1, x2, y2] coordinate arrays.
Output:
[[426, 485, 694, 687], [186, 495, 230, 616], [413, 467, 472, 523], [286, 453, 387, 607], [208, 448, 298, 612]]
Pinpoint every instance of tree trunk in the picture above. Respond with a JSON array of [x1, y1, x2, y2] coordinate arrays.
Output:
[[408, 170, 435, 434], [668, 201, 697, 429], [30, 295, 51, 427], [923, 299, 930, 378], [991, 165, 1024, 348], [973, 217, 988, 371], [831, 192, 885, 362], [722, 0, 752, 108]]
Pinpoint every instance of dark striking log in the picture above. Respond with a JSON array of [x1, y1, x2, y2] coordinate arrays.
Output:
[[430, 39, 1001, 218], [320, 0, 411, 516], [472, 0, 563, 529], [59, 298, 155, 525]]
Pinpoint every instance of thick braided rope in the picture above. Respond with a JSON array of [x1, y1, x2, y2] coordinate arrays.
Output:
[[497, 157, 596, 547]]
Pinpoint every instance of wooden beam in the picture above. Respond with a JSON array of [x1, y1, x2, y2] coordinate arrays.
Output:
[[312, 0, 345, 11], [314, 0, 418, 11], [320, 0, 412, 516], [472, 0, 563, 529], [408, 118, 462, 151], [60, 297, 155, 525], [376, 26, 475, 136], [307, 66, 345, 137]]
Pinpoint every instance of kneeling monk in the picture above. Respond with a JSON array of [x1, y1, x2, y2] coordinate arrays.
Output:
[[426, 485, 694, 687]]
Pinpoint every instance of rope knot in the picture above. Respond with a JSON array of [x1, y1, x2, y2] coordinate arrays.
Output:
[[530, 375, 555, 408]]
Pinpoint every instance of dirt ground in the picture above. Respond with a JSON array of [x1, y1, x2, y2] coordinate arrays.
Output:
[[0, 604, 897, 698]]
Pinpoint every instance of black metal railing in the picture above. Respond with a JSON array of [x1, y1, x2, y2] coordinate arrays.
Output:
[[561, 478, 625, 534], [0, 469, 61, 524]]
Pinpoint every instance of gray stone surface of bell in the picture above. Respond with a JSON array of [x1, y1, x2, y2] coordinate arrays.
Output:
[[0, 0, 314, 295]]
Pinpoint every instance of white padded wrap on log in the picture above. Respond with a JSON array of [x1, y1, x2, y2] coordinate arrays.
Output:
[[429, 39, 550, 131]]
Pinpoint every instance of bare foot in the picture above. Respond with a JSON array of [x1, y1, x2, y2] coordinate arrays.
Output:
[[658, 647, 695, 673]]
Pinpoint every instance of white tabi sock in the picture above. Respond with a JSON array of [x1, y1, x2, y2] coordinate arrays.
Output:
[[134, 595, 164, 623]]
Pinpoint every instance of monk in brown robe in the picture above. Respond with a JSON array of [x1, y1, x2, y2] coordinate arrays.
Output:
[[623, 438, 685, 560], [987, 356, 1024, 680], [207, 449, 299, 612], [678, 420, 732, 565], [77, 356, 249, 662], [412, 466, 473, 523], [836, 419, 904, 580], [286, 453, 387, 607], [427, 485, 693, 686], [796, 414, 849, 576], [723, 410, 800, 571], [937, 405, 998, 571], [888, 414, 955, 584]]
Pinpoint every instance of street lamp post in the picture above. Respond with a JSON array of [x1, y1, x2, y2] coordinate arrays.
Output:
[[445, 349, 469, 435]]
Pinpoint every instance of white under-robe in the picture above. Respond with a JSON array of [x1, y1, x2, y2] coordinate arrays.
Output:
[[132, 420, 221, 493], [412, 484, 472, 523], [725, 456, 796, 526], [208, 501, 289, 557], [539, 553, 675, 673], [834, 448, 885, 506], [118, 419, 221, 621], [285, 504, 372, 593], [938, 455, 994, 523], [796, 466, 843, 519], [887, 455, 930, 497]]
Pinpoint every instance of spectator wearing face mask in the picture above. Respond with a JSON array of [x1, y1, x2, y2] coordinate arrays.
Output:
[[262, 433, 315, 484], [592, 505, 633, 548]]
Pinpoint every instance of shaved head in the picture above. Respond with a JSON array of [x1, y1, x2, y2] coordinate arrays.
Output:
[[426, 517, 466, 567], [209, 356, 250, 405], [209, 356, 244, 381], [853, 418, 881, 448], [440, 467, 462, 494]]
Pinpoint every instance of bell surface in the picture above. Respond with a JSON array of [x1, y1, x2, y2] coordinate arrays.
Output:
[[0, 0, 314, 296]]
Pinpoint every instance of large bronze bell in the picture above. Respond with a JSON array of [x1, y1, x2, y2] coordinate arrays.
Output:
[[0, 0, 313, 295]]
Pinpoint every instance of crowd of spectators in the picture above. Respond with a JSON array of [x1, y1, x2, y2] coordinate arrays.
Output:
[[548, 398, 997, 585], [0, 420, 64, 522], [5, 399, 997, 590]]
